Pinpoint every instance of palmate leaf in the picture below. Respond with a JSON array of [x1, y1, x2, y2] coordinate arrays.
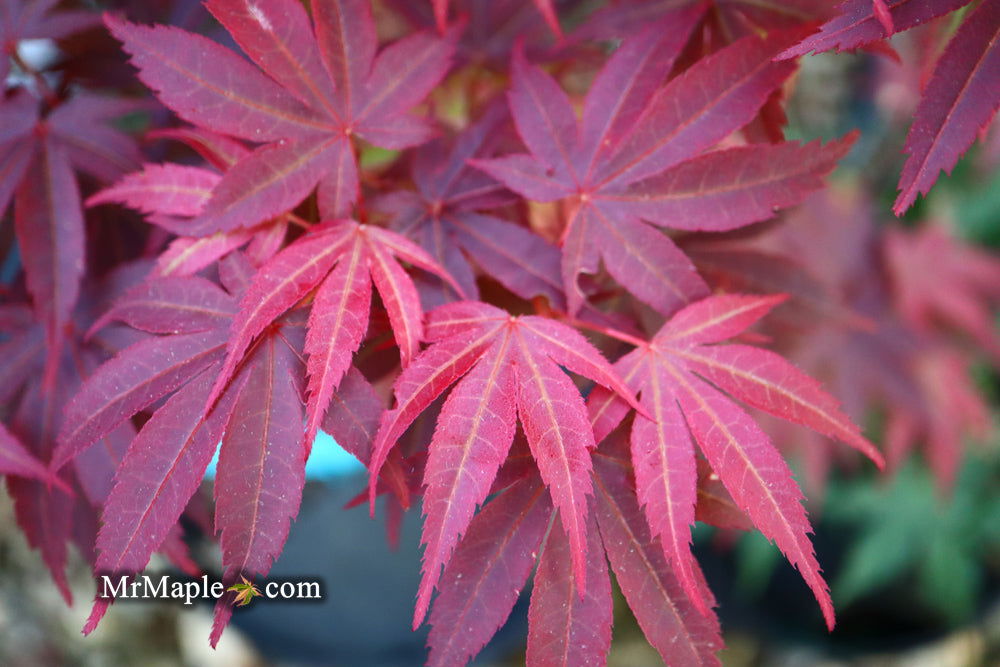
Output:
[[87, 163, 221, 219], [592, 442, 724, 666], [204, 220, 462, 455], [475, 20, 855, 314], [779, 0, 999, 214], [587, 294, 884, 629], [893, 0, 1000, 214], [778, 0, 973, 57], [106, 0, 454, 234], [0, 87, 140, 384], [91, 365, 241, 580], [427, 476, 552, 667], [367, 300, 642, 629], [885, 225, 1000, 365], [211, 329, 307, 646], [13, 137, 85, 382], [65, 269, 342, 640], [526, 508, 612, 667], [383, 105, 565, 309], [54, 326, 230, 469]]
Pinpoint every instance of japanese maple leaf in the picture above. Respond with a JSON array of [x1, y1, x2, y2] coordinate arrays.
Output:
[[0, 267, 198, 605], [779, 0, 973, 56], [106, 0, 454, 234], [379, 105, 565, 308], [59, 264, 299, 635], [779, 0, 998, 214], [87, 147, 293, 277], [366, 300, 643, 628], [227, 576, 262, 606], [590, 437, 725, 666], [205, 220, 461, 458], [54, 273, 237, 469], [474, 18, 855, 315], [126, 127, 296, 276], [49, 258, 392, 640], [587, 293, 885, 629], [716, 190, 996, 494], [425, 448, 726, 666], [1, 90, 141, 382], [426, 475, 554, 667]]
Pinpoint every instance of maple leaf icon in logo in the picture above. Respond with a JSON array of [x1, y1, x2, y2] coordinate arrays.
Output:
[[227, 576, 261, 607]]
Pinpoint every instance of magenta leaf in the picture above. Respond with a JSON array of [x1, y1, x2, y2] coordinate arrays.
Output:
[[894, 1, 1000, 214], [526, 509, 612, 667], [475, 27, 839, 314], [371, 301, 642, 605], [779, 0, 973, 58], [212, 332, 305, 642], [106, 0, 453, 232], [427, 477, 552, 667], [592, 448, 724, 666], [93, 365, 241, 579], [55, 328, 229, 469]]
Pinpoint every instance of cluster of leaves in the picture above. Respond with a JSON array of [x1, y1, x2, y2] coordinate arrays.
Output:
[[0, 1, 997, 665]]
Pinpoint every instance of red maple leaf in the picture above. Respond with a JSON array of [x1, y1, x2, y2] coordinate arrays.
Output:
[[474, 20, 855, 314], [366, 299, 643, 628], [587, 293, 884, 629], [379, 104, 565, 308], [106, 0, 454, 234]]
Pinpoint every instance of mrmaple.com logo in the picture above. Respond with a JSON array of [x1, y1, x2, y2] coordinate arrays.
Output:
[[98, 574, 323, 607]]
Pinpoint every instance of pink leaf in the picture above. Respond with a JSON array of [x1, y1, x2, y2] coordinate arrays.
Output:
[[592, 450, 724, 665], [514, 333, 594, 591], [86, 163, 219, 217], [676, 379, 835, 631], [94, 366, 242, 577], [304, 240, 371, 448], [105, 14, 325, 142], [597, 32, 799, 186], [606, 135, 857, 231], [415, 339, 518, 628], [207, 224, 353, 409], [526, 510, 611, 667], [779, 0, 971, 58], [655, 293, 787, 346], [205, 0, 339, 118], [89, 276, 235, 337], [427, 477, 552, 667], [55, 328, 228, 469], [894, 1, 1000, 215], [677, 344, 885, 467], [14, 137, 85, 379], [212, 334, 305, 640]]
